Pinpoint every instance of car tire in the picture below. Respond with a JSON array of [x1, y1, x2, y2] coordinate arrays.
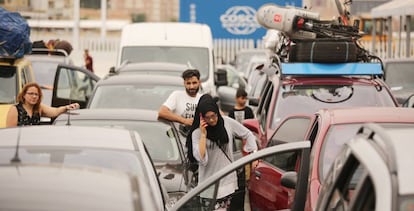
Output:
[[289, 40, 357, 63]]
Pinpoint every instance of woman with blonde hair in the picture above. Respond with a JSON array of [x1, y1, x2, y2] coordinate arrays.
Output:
[[6, 82, 79, 127]]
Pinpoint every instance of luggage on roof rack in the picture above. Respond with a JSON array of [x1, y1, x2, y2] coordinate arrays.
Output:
[[289, 39, 357, 63], [0, 8, 32, 58], [31, 39, 73, 56]]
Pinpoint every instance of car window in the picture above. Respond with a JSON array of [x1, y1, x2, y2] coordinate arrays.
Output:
[[263, 117, 310, 171], [385, 62, 414, 89], [259, 83, 273, 133], [23, 65, 34, 83], [319, 124, 363, 180], [56, 67, 95, 101], [31, 60, 60, 86], [270, 117, 311, 144], [89, 84, 181, 109], [0, 66, 17, 103], [271, 84, 396, 129], [121, 46, 210, 81]]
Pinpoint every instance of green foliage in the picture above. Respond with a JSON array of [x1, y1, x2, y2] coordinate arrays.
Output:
[[131, 13, 146, 23]]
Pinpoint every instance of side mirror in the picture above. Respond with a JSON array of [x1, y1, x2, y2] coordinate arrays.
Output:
[[243, 119, 259, 134], [402, 94, 414, 108], [281, 171, 297, 189], [215, 68, 228, 87]]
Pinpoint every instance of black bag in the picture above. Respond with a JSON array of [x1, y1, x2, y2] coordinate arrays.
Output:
[[289, 39, 357, 63], [185, 134, 199, 173]]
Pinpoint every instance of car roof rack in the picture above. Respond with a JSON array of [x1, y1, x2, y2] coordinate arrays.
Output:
[[279, 62, 383, 79], [0, 56, 18, 65], [30, 48, 68, 57]]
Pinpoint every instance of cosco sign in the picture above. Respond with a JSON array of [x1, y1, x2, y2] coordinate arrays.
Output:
[[220, 6, 261, 35]]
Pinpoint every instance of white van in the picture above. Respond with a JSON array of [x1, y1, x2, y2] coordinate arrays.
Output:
[[118, 22, 218, 96]]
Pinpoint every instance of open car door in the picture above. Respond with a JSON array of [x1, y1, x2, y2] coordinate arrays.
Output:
[[170, 141, 311, 211], [52, 64, 100, 108]]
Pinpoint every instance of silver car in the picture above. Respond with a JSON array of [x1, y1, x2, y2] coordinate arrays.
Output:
[[54, 108, 192, 200], [0, 125, 166, 210]]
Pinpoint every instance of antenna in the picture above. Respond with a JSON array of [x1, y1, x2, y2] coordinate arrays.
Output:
[[10, 127, 22, 163]]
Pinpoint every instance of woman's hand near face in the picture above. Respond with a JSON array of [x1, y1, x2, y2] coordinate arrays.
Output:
[[199, 114, 208, 136]]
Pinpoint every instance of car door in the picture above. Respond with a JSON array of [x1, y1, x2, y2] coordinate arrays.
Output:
[[170, 141, 311, 211], [248, 116, 313, 211], [52, 64, 99, 108]]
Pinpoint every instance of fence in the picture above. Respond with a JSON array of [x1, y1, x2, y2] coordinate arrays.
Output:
[[30, 33, 414, 77]]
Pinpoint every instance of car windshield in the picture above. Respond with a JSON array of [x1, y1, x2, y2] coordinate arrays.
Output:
[[271, 84, 396, 128], [320, 123, 414, 181], [121, 46, 209, 81], [54, 120, 181, 162], [30, 60, 60, 86], [0, 66, 17, 104], [89, 84, 181, 109], [0, 147, 145, 177], [385, 62, 414, 90]]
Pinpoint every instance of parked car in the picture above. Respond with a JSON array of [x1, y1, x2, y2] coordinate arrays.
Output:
[[0, 163, 154, 210], [242, 55, 267, 81], [233, 48, 268, 72], [26, 48, 75, 105], [0, 56, 35, 128], [215, 64, 248, 112], [383, 58, 414, 105], [246, 107, 414, 211], [53, 108, 193, 197], [244, 62, 398, 150], [86, 73, 182, 109], [0, 125, 167, 209], [317, 123, 414, 211], [26, 50, 99, 124]]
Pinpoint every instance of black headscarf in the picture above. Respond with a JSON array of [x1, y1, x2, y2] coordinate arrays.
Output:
[[187, 94, 229, 149]]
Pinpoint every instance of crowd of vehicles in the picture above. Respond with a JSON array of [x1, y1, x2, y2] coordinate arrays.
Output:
[[1, 0, 414, 210]]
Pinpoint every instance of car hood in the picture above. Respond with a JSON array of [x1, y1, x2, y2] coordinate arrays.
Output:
[[154, 162, 186, 194]]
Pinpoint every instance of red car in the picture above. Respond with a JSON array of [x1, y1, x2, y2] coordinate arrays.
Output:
[[244, 63, 398, 150], [246, 107, 414, 211]]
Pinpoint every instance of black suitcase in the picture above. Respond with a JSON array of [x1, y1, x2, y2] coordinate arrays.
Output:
[[289, 40, 357, 63]]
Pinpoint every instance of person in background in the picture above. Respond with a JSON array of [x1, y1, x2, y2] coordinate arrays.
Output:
[[6, 82, 79, 127], [84, 49, 94, 73], [188, 94, 257, 210], [228, 88, 254, 122], [227, 88, 255, 211], [158, 69, 202, 129]]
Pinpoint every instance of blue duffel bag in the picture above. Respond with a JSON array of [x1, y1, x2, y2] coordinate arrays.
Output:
[[0, 7, 32, 58]]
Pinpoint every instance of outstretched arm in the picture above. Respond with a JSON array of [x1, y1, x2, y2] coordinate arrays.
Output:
[[158, 105, 193, 126], [41, 103, 79, 118]]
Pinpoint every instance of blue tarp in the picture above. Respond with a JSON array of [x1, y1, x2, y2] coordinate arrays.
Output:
[[281, 63, 383, 76], [0, 7, 31, 58]]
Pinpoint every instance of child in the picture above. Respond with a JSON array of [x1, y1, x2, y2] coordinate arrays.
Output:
[[228, 88, 254, 123], [228, 88, 255, 211]]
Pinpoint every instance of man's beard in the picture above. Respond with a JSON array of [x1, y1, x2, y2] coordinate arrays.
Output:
[[186, 87, 199, 96]]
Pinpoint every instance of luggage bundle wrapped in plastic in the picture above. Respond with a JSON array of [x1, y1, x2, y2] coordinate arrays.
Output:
[[0, 7, 32, 58]]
